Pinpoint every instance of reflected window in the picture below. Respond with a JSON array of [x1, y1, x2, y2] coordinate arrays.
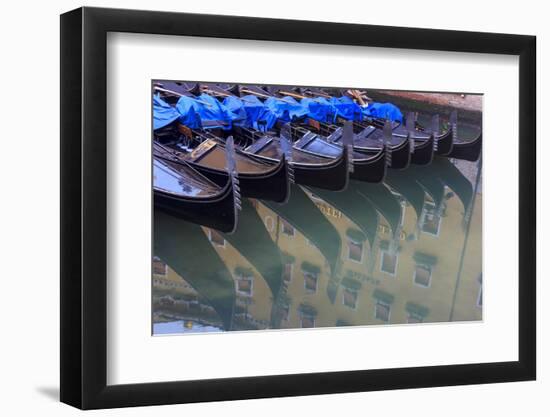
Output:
[[380, 251, 398, 276], [346, 229, 366, 263], [283, 262, 293, 283], [414, 264, 432, 288], [304, 272, 318, 293], [301, 315, 315, 328], [347, 239, 364, 263], [153, 256, 167, 276], [421, 202, 442, 236], [209, 229, 225, 247], [407, 313, 423, 324], [342, 288, 358, 309], [281, 219, 295, 237], [375, 300, 391, 322], [405, 302, 429, 324], [235, 275, 253, 297], [264, 215, 275, 232]]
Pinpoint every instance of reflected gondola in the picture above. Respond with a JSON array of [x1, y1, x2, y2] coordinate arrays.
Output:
[[407, 165, 446, 211], [348, 180, 403, 242], [385, 169, 426, 222], [306, 186, 379, 251], [221, 199, 284, 301], [432, 157, 475, 213], [263, 184, 342, 277], [153, 210, 235, 330]]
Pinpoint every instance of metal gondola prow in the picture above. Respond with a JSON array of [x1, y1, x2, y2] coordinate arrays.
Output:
[[383, 119, 393, 167], [280, 123, 295, 184], [450, 110, 458, 143], [406, 112, 415, 154], [343, 121, 354, 174], [432, 114, 440, 153], [225, 136, 242, 231]]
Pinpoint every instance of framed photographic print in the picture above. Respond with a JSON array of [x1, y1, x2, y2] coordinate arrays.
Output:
[[60, 6, 536, 409]]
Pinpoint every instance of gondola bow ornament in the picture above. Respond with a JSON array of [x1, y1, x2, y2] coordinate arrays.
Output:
[[225, 136, 242, 214], [343, 121, 354, 174], [383, 119, 393, 167], [280, 123, 295, 184], [450, 110, 458, 145], [432, 114, 440, 153], [406, 112, 415, 154]]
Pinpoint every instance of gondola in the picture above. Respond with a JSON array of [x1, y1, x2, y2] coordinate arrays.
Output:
[[214, 84, 387, 183], [289, 121, 387, 183], [240, 128, 350, 191], [153, 87, 292, 203], [154, 210, 236, 330], [446, 132, 483, 161], [153, 142, 240, 233], [263, 183, 342, 278], [155, 129, 291, 203]]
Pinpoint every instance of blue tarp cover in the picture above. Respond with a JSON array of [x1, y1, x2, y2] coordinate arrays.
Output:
[[156, 91, 404, 132], [222, 96, 248, 127], [193, 93, 241, 130], [264, 96, 308, 122], [174, 96, 203, 129], [223, 95, 278, 131], [153, 95, 181, 130], [330, 96, 363, 121], [300, 97, 335, 123], [362, 102, 403, 122]]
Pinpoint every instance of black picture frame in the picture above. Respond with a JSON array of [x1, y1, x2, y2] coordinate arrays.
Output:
[[60, 6, 536, 410]]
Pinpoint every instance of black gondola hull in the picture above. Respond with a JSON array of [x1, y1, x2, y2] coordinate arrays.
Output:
[[350, 150, 387, 183], [154, 184, 238, 233], [388, 137, 411, 170], [411, 135, 435, 165], [447, 133, 482, 161], [435, 129, 454, 156], [242, 140, 349, 191], [292, 152, 349, 190], [188, 157, 290, 203]]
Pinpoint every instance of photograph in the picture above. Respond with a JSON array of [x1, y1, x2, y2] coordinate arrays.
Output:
[[151, 81, 483, 335]]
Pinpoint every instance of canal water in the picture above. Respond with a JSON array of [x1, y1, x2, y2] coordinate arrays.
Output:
[[153, 155, 482, 335]]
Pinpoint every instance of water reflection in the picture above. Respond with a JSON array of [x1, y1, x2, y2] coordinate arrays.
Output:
[[153, 157, 482, 334]]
